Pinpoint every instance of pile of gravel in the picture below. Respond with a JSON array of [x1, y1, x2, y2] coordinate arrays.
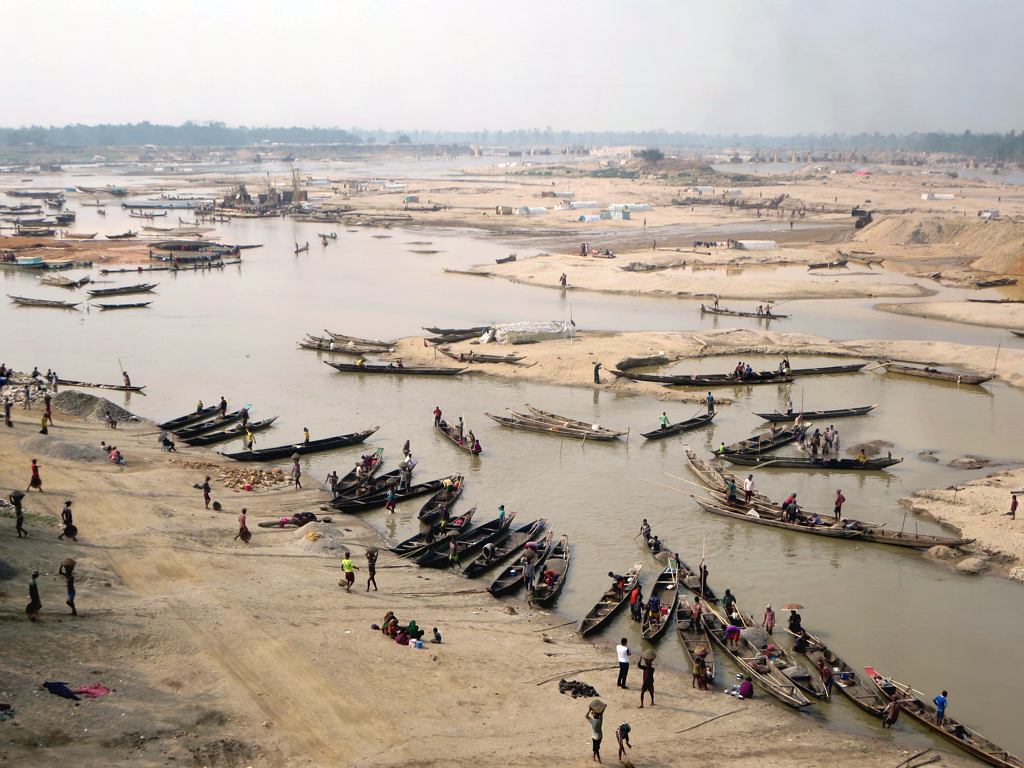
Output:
[[287, 522, 347, 555], [19, 434, 108, 462], [52, 391, 139, 423], [740, 627, 769, 648]]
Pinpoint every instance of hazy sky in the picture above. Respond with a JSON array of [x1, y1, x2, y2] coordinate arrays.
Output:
[[7, 0, 1024, 134]]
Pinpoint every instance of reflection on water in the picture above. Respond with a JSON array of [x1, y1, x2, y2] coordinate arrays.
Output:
[[3, 172, 1024, 756]]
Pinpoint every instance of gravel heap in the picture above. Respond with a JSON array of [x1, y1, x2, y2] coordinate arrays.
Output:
[[19, 434, 108, 462], [52, 390, 139, 423]]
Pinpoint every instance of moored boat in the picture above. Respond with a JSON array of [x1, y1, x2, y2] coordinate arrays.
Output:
[[57, 378, 145, 393], [87, 283, 158, 297], [93, 302, 152, 310], [528, 534, 570, 607], [325, 360, 464, 376], [578, 562, 642, 636], [462, 519, 546, 578], [222, 427, 378, 462], [641, 412, 715, 439], [754, 405, 875, 422], [721, 454, 903, 471], [391, 508, 476, 559], [8, 295, 80, 309], [413, 512, 515, 569], [159, 404, 220, 431], [676, 597, 716, 685], [881, 362, 992, 386], [182, 417, 278, 447], [641, 562, 679, 642], [487, 529, 554, 596]]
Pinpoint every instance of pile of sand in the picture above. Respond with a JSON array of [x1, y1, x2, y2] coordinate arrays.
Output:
[[18, 433, 108, 462], [53, 390, 139, 423], [286, 522, 348, 555]]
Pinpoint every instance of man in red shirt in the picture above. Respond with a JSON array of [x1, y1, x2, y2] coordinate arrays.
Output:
[[834, 490, 846, 521]]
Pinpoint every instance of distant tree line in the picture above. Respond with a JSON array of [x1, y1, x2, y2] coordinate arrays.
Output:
[[2, 122, 1024, 160]]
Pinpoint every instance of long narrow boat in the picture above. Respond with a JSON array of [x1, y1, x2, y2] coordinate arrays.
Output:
[[323, 330, 394, 349], [693, 495, 863, 540], [722, 454, 903, 471], [528, 535, 570, 607], [675, 553, 718, 603], [435, 422, 482, 455], [488, 530, 554, 596], [438, 347, 525, 365], [577, 562, 642, 636], [789, 363, 867, 377], [391, 508, 476, 558], [174, 411, 246, 439], [641, 562, 679, 642], [423, 325, 490, 336], [717, 425, 805, 456], [183, 417, 277, 447], [159, 404, 220, 431], [865, 667, 1024, 768], [808, 258, 848, 269], [222, 427, 378, 462], [676, 597, 716, 684], [325, 360, 464, 376], [417, 476, 464, 525], [39, 275, 89, 288], [106, 231, 137, 239], [425, 331, 485, 345], [641, 412, 714, 440], [523, 405, 626, 436], [699, 305, 789, 319], [87, 283, 158, 297], [702, 606, 812, 709], [755, 405, 875, 423], [93, 302, 152, 310], [414, 513, 515, 568], [331, 475, 448, 513], [787, 629, 887, 717], [486, 413, 622, 441], [881, 362, 992, 386], [299, 338, 391, 356], [332, 468, 402, 500], [976, 277, 1018, 288], [8, 295, 80, 309], [335, 448, 383, 489], [610, 369, 793, 387], [462, 519, 546, 578], [57, 378, 145, 393]]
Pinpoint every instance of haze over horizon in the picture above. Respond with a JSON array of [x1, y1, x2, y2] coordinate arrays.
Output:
[[7, 0, 1024, 135]]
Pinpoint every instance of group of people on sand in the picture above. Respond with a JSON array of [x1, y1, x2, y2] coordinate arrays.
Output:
[[378, 610, 441, 647]]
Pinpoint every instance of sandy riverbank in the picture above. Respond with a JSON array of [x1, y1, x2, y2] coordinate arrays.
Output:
[[877, 300, 1024, 331], [0, 395, 975, 767]]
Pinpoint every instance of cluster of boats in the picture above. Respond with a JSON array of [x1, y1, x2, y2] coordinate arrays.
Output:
[[486, 405, 627, 441]]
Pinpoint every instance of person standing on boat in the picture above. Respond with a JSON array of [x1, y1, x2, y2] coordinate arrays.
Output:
[[629, 582, 644, 622], [833, 490, 846, 521], [690, 596, 704, 628], [743, 475, 755, 504], [456, 416, 464, 439], [245, 426, 256, 451], [615, 638, 631, 688], [122, 371, 131, 389], [659, 412, 670, 430], [705, 392, 715, 415], [218, 396, 228, 418], [239, 407, 249, 428], [302, 427, 310, 445], [639, 519, 651, 541], [433, 406, 442, 426], [933, 691, 948, 726], [762, 604, 775, 635]]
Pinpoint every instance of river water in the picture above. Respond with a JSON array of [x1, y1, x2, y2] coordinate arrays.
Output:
[[3, 165, 1023, 759]]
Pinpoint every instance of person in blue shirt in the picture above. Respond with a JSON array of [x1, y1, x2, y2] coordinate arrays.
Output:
[[934, 690, 948, 725], [705, 392, 715, 415]]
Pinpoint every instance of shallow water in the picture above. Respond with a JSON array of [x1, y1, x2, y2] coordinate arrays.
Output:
[[3, 171, 1024, 759]]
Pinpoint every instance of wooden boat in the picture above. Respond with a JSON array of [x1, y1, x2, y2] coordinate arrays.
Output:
[[331, 475, 449, 513], [414, 513, 515, 568], [717, 425, 805, 456], [438, 347, 525, 365], [299, 338, 391, 356], [318, 232, 338, 240], [423, 325, 490, 336], [425, 331, 483, 345], [62, 233, 98, 240], [808, 258, 848, 269], [87, 283, 158, 298], [94, 302, 152, 310], [488, 530, 554, 596], [674, 553, 718, 603], [722, 454, 903, 471], [106, 231, 137, 239], [57, 378, 145, 393], [1012, 330, 1024, 338], [332, 468, 403, 501], [495, 254, 517, 264], [641, 412, 715, 440], [693, 495, 864, 541], [39, 275, 89, 288], [976, 277, 1018, 288], [435, 422, 481, 455], [577, 562, 642, 637], [174, 410, 245, 439], [462, 519, 546, 578], [485, 413, 621, 441], [755, 405, 875, 423], [323, 330, 394, 349], [641, 562, 679, 642], [528, 534, 570, 607], [610, 369, 793, 387], [335, 448, 384, 489], [865, 667, 1024, 768], [8, 295, 79, 309], [676, 597, 716, 684], [416, 475, 464, 525], [391, 508, 476, 558], [789, 362, 868, 376], [700, 305, 789, 319], [881, 362, 992, 386], [787, 630, 887, 717], [325, 360, 464, 376], [130, 210, 168, 218], [702, 606, 812, 709], [159, 405, 219, 431], [521, 405, 626, 437], [182, 417, 278, 447], [222, 427, 378, 462]]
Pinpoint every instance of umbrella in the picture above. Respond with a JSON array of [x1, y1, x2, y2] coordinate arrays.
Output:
[[783, 603, 804, 610], [641, 649, 656, 661]]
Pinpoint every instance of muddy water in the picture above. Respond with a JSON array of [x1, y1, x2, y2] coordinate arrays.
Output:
[[3, 176, 1024, 758]]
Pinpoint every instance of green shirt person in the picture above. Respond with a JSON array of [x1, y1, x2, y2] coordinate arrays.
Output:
[[659, 412, 670, 429]]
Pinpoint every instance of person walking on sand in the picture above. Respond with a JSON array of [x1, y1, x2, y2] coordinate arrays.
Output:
[[615, 722, 632, 763], [27, 459, 43, 492], [58, 500, 77, 541], [292, 458, 302, 489], [616, 638, 631, 688], [585, 700, 605, 764], [1006, 494, 1018, 520], [43, 393, 53, 425], [593, 362, 602, 384], [26, 570, 41, 621], [59, 558, 77, 616], [638, 650, 656, 708], [366, 548, 378, 592], [39, 412, 48, 435], [339, 552, 357, 592], [10, 491, 27, 537], [234, 508, 250, 542], [199, 476, 212, 509], [4, 397, 12, 427]]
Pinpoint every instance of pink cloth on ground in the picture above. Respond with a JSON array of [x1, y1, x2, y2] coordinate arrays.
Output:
[[72, 684, 111, 698]]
